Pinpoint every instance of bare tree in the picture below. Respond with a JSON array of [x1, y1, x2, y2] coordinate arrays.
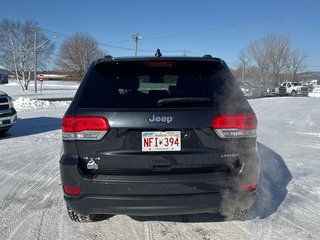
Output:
[[248, 38, 271, 82], [237, 49, 251, 82], [287, 49, 308, 81], [240, 34, 309, 84], [0, 19, 55, 90], [248, 34, 291, 84], [55, 33, 105, 79], [268, 34, 291, 82]]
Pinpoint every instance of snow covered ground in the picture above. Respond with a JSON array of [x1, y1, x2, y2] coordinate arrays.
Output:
[[0, 81, 320, 239], [0, 80, 78, 100]]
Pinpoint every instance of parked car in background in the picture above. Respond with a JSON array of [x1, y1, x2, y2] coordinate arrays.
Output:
[[269, 83, 279, 96], [238, 81, 269, 98], [249, 83, 268, 98], [237, 81, 253, 98], [274, 84, 281, 95], [307, 83, 314, 93], [0, 91, 17, 135], [278, 82, 309, 96], [265, 86, 273, 96], [0, 66, 9, 84]]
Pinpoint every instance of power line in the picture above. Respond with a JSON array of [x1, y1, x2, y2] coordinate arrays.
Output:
[[37, 27, 137, 51], [37, 27, 70, 38], [37, 28, 186, 54], [106, 2, 320, 43]]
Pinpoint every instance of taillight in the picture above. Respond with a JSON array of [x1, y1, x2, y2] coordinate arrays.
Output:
[[62, 116, 75, 132], [211, 114, 257, 138], [62, 115, 109, 140], [63, 186, 81, 195], [145, 61, 174, 67], [240, 183, 257, 192]]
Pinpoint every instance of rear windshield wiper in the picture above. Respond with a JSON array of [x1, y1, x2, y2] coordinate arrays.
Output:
[[157, 97, 211, 106]]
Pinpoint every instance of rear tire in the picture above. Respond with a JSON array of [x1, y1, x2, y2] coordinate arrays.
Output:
[[66, 205, 96, 222]]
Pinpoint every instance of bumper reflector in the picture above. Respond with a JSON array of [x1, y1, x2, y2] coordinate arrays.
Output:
[[63, 186, 81, 195], [240, 183, 257, 192]]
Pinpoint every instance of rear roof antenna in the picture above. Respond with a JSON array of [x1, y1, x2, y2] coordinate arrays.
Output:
[[155, 49, 162, 57]]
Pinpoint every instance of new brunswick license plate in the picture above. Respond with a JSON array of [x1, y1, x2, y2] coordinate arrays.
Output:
[[142, 131, 181, 152]]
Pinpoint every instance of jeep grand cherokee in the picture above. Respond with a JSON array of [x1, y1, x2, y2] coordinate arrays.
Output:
[[60, 54, 260, 222]]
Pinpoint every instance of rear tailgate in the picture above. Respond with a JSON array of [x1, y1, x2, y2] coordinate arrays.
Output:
[[75, 108, 253, 177]]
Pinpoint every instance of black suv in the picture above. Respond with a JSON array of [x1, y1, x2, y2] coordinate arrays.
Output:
[[0, 90, 17, 135], [60, 54, 260, 222]]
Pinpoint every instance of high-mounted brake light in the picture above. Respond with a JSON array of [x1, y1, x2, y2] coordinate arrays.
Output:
[[211, 114, 257, 138], [62, 115, 109, 140], [145, 61, 174, 67]]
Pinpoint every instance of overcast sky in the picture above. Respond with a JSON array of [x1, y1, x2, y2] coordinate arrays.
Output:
[[2, 0, 320, 70]]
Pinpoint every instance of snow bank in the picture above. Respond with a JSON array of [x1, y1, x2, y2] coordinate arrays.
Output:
[[7, 82, 19, 86], [310, 85, 320, 97], [309, 92, 320, 97], [14, 97, 51, 109], [14, 97, 70, 111]]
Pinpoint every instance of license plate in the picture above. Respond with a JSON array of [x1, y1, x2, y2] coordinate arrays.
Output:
[[142, 131, 181, 152]]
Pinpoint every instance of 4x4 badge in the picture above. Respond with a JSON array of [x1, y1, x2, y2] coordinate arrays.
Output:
[[87, 159, 98, 170], [148, 114, 173, 124]]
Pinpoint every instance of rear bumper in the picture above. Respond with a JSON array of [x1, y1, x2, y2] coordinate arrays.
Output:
[[60, 155, 259, 216], [65, 191, 256, 216], [67, 193, 224, 216]]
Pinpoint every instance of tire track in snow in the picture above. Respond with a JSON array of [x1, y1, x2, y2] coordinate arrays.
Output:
[[0, 173, 63, 240], [0, 161, 34, 189], [137, 216, 220, 240], [1, 146, 59, 210], [271, 215, 318, 240], [116, 217, 144, 240], [146, 221, 154, 240], [35, 205, 65, 240], [0, 131, 62, 240]]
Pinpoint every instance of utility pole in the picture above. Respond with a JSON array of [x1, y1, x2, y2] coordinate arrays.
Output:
[[241, 64, 245, 82], [132, 33, 141, 56], [31, 30, 57, 93], [32, 28, 39, 93]]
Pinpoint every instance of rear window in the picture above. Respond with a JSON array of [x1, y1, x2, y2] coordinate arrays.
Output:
[[78, 60, 244, 108]]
